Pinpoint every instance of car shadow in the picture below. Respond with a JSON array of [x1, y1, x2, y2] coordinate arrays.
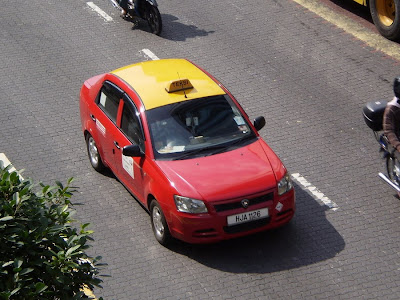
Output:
[[167, 182, 345, 274], [98, 167, 115, 179], [132, 14, 214, 41]]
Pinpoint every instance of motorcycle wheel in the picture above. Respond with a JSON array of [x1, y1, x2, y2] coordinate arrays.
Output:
[[147, 6, 162, 35], [386, 154, 400, 186]]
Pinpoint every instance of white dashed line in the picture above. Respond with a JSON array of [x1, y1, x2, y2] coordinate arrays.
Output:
[[292, 173, 338, 210], [0, 153, 24, 180], [87, 2, 113, 22], [142, 49, 160, 60]]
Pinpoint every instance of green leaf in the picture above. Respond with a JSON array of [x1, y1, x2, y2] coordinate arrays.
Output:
[[2, 261, 14, 268], [10, 171, 19, 183], [10, 287, 20, 296], [81, 223, 90, 230], [56, 181, 64, 189], [14, 259, 23, 269], [61, 204, 69, 213], [35, 282, 47, 293], [19, 268, 34, 276], [0, 216, 14, 222], [0, 292, 11, 299], [67, 235, 79, 246], [66, 245, 81, 257]]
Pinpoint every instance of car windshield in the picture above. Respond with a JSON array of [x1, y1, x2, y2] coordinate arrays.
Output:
[[146, 95, 257, 160]]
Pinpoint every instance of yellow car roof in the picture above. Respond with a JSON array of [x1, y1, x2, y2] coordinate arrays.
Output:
[[111, 59, 225, 110]]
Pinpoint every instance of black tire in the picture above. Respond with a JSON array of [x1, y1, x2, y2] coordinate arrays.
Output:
[[386, 154, 400, 186], [150, 199, 172, 246], [86, 134, 105, 172], [146, 5, 162, 35], [370, 0, 400, 41]]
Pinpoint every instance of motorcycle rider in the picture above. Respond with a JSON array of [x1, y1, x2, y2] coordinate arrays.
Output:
[[383, 76, 400, 156], [119, 0, 128, 17], [119, 0, 142, 18]]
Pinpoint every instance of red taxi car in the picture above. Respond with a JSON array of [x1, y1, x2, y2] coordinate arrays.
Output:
[[79, 59, 295, 245]]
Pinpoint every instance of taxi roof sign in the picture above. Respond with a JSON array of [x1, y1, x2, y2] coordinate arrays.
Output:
[[166, 79, 193, 93]]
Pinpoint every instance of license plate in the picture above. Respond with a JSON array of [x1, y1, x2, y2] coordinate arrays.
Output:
[[227, 208, 269, 226]]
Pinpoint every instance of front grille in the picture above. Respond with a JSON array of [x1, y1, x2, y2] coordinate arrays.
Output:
[[213, 192, 273, 212], [223, 217, 271, 234]]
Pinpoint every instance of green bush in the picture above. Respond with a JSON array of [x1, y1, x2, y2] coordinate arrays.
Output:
[[0, 166, 104, 299]]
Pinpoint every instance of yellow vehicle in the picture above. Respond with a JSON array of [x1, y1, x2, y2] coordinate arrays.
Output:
[[352, 0, 400, 40]]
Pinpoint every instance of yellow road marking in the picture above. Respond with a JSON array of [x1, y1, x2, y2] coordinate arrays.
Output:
[[292, 0, 400, 61]]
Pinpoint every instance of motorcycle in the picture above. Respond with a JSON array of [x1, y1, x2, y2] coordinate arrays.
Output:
[[110, 0, 162, 35], [363, 100, 400, 193]]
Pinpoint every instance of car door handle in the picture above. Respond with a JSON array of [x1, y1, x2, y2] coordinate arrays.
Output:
[[90, 114, 96, 122], [113, 141, 120, 149]]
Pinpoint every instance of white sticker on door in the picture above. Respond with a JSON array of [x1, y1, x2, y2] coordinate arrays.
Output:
[[122, 155, 134, 179], [96, 120, 106, 136]]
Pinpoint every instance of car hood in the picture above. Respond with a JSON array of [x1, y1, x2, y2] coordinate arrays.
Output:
[[156, 139, 279, 202]]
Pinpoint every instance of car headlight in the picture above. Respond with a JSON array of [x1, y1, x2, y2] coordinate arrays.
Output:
[[277, 173, 293, 195], [174, 195, 208, 214]]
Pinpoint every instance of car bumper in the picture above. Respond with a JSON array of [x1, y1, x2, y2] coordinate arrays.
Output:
[[167, 189, 295, 244]]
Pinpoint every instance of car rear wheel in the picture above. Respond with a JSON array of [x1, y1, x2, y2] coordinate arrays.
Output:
[[150, 199, 171, 246], [86, 134, 105, 172]]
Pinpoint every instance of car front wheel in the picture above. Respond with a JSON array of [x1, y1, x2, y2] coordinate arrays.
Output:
[[150, 199, 172, 246]]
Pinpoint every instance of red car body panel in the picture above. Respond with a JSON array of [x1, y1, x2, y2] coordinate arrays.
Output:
[[156, 140, 277, 201]]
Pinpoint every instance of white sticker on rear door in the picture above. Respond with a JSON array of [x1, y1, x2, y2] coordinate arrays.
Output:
[[99, 92, 107, 107], [122, 155, 134, 179]]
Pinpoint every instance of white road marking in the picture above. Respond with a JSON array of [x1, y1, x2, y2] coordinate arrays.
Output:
[[292, 173, 339, 210], [142, 49, 160, 60], [0, 153, 24, 180], [0, 153, 17, 173], [87, 2, 113, 22]]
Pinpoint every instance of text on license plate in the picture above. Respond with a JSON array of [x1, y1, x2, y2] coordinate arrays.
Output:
[[227, 208, 269, 226]]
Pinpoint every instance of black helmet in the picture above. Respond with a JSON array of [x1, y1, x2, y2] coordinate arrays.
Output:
[[394, 76, 400, 98]]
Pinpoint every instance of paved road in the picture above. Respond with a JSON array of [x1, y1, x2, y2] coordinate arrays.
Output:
[[1, 0, 399, 299]]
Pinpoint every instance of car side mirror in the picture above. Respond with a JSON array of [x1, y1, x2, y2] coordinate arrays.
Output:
[[253, 116, 266, 131], [122, 144, 143, 157]]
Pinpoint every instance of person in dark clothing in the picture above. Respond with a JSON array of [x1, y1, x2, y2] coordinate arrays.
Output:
[[119, 0, 142, 18], [383, 76, 400, 153], [119, 0, 129, 17]]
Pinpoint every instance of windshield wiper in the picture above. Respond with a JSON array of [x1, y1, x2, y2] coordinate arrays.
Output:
[[205, 134, 257, 156], [172, 144, 228, 160], [172, 135, 256, 160]]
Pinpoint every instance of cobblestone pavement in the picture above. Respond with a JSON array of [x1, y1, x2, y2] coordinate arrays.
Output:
[[1, 0, 399, 299]]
